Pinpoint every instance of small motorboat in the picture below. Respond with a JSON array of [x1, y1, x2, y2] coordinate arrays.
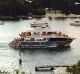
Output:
[[0, 21, 4, 25], [48, 16, 52, 20], [70, 21, 80, 26], [30, 22, 48, 28]]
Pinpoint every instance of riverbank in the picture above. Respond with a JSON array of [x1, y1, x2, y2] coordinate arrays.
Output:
[[0, 15, 45, 21], [0, 12, 80, 21], [0, 69, 31, 74], [46, 11, 80, 18]]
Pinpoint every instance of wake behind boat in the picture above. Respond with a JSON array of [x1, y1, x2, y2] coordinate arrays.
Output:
[[9, 22, 75, 49]]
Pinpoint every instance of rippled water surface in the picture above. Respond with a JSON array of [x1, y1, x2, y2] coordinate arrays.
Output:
[[0, 17, 80, 73]]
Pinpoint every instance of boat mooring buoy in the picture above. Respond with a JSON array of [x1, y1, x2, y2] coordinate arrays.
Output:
[[19, 59, 22, 65]]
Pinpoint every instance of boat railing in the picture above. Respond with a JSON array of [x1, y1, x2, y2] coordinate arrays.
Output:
[[21, 45, 47, 46], [20, 40, 47, 42]]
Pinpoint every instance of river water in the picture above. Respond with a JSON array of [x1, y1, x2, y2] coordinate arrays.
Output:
[[0, 16, 80, 73]]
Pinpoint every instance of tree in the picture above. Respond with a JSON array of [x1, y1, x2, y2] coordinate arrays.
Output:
[[66, 60, 80, 74], [66, 67, 72, 73]]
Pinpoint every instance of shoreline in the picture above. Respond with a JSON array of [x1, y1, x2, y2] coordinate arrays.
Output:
[[0, 12, 80, 21]]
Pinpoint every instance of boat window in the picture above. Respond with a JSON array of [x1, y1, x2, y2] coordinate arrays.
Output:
[[41, 32, 46, 35], [31, 42, 40, 45], [37, 38, 44, 41], [46, 32, 52, 35], [41, 42, 46, 45], [27, 32, 31, 36], [21, 42, 30, 45], [33, 32, 40, 36], [48, 38, 67, 41], [30, 38, 35, 41]]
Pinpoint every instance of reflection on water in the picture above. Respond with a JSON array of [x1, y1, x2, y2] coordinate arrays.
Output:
[[0, 17, 80, 73]]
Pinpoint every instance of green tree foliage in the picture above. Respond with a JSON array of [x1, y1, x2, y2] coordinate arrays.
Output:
[[66, 60, 80, 74], [0, 0, 80, 15]]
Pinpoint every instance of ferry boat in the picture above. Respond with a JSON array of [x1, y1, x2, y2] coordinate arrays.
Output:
[[9, 22, 75, 49], [70, 21, 80, 26]]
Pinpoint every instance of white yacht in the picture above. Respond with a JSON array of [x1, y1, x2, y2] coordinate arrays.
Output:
[[70, 20, 80, 26]]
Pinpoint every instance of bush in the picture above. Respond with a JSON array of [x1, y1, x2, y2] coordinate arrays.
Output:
[[66, 60, 80, 74]]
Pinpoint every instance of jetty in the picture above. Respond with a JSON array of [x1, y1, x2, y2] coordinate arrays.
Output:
[[35, 65, 70, 72]]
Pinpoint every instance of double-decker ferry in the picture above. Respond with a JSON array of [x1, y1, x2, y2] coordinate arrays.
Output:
[[9, 22, 75, 49]]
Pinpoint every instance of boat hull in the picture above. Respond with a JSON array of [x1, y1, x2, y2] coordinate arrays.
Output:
[[9, 38, 74, 49], [70, 23, 80, 26]]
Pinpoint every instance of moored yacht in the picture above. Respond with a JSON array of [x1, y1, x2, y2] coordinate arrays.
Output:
[[70, 20, 80, 26]]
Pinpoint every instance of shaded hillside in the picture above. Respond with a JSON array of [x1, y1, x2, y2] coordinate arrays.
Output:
[[0, 0, 80, 16]]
